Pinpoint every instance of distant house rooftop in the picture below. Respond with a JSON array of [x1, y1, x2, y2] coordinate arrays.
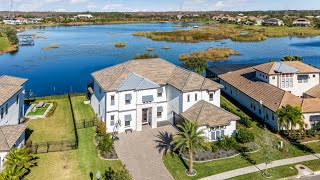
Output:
[[253, 61, 320, 75], [0, 75, 28, 106], [206, 63, 258, 78], [92, 58, 223, 93]]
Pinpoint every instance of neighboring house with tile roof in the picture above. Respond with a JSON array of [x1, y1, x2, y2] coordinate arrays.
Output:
[[89, 58, 239, 136], [253, 61, 320, 97], [304, 84, 320, 98], [218, 62, 320, 131], [293, 18, 311, 27], [0, 75, 28, 171]]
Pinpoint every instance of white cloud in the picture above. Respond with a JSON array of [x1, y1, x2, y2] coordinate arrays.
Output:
[[69, 0, 88, 4]]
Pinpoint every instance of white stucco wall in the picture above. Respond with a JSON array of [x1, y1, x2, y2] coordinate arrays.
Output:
[[91, 80, 106, 121], [303, 112, 320, 129], [0, 151, 7, 172], [221, 80, 279, 130], [200, 121, 237, 142], [166, 85, 182, 124], [0, 87, 25, 126]]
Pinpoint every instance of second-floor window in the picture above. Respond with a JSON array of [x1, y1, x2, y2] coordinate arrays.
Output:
[[125, 94, 132, 105], [16, 95, 19, 104], [298, 75, 308, 83], [209, 93, 214, 101], [111, 95, 115, 106], [187, 95, 190, 102], [157, 88, 163, 97], [5, 104, 8, 114], [195, 94, 198, 101]]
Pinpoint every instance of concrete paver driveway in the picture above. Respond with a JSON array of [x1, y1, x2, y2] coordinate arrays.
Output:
[[114, 125, 177, 180]]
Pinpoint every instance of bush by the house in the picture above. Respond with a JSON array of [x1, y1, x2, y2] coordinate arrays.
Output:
[[96, 120, 107, 137], [236, 128, 255, 144], [103, 166, 132, 180], [239, 117, 254, 128], [215, 136, 239, 151], [97, 133, 114, 155], [46, 101, 57, 117]]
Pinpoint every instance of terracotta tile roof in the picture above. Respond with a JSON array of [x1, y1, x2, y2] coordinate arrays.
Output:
[[0, 123, 27, 151], [181, 100, 240, 127], [304, 84, 320, 98], [219, 67, 302, 112], [92, 58, 223, 93], [302, 98, 320, 113], [253, 61, 320, 75], [0, 75, 27, 106]]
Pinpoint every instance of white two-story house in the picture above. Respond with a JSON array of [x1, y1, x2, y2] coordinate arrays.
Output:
[[89, 58, 240, 141], [0, 75, 28, 171], [253, 61, 320, 97]]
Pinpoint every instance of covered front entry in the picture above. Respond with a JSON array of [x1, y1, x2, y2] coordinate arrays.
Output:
[[142, 108, 152, 125], [136, 104, 157, 131]]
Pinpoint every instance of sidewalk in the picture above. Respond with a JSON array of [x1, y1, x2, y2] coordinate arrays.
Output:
[[200, 154, 320, 180]]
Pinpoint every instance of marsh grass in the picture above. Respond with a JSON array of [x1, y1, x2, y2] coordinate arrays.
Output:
[[179, 48, 238, 61], [114, 42, 126, 48], [133, 24, 320, 43]]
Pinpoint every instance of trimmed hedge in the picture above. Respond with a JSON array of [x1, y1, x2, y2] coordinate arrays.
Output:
[[236, 128, 255, 144]]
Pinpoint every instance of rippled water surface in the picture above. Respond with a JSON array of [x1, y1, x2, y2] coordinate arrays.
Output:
[[1, 23, 320, 96]]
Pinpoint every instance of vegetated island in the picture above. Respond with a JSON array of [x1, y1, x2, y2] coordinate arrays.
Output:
[[179, 48, 238, 61], [133, 24, 320, 43], [43, 44, 61, 51], [0, 26, 19, 54]]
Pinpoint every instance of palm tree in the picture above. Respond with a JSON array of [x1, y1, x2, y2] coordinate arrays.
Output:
[[0, 165, 27, 180], [171, 120, 207, 175], [2, 147, 37, 179], [276, 105, 304, 133]]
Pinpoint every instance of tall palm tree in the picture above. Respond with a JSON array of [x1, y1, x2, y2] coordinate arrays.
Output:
[[171, 120, 207, 175], [2, 147, 37, 179], [276, 105, 304, 133], [276, 106, 291, 131]]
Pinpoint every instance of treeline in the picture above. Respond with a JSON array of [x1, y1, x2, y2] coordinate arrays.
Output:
[[0, 25, 18, 44]]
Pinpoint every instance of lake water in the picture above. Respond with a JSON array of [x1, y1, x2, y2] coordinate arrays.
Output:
[[1, 22, 320, 96]]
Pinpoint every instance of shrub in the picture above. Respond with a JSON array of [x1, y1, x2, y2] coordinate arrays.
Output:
[[239, 117, 254, 128], [236, 128, 255, 144], [97, 133, 114, 155], [182, 57, 207, 74], [133, 53, 159, 59], [114, 42, 126, 48], [216, 136, 239, 151], [103, 166, 132, 180], [96, 120, 107, 137], [210, 142, 218, 153], [46, 101, 57, 117]]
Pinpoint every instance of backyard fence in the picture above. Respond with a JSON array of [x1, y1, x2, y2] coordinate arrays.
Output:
[[76, 119, 98, 129], [28, 139, 77, 154], [68, 93, 79, 147]]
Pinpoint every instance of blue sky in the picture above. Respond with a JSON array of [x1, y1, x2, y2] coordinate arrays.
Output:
[[1, 0, 320, 12]]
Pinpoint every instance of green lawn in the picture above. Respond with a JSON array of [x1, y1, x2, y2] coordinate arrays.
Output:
[[27, 104, 51, 116], [162, 95, 320, 180], [229, 159, 320, 180], [27, 97, 75, 142], [0, 37, 10, 51], [26, 95, 124, 180]]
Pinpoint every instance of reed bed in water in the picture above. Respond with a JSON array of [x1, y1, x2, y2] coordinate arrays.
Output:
[[114, 42, 126, 48], [43, 44, 60, 51], [179, 48, 238, 61]]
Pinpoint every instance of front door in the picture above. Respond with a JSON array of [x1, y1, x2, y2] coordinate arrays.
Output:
[[142, 108, 152, 125]]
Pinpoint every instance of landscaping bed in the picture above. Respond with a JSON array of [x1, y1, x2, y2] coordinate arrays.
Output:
[[279, 130, 320, 143]]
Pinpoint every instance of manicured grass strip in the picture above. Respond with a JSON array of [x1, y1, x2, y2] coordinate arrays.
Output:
[[28, 98, 75, 142], [70, 96, 95, 122], [229, 159, 320, 180], [0, 37, 10, 51], [27, 104, 50, 116]]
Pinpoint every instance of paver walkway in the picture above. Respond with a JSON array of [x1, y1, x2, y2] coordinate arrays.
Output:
[[201, 154, 320, 180], [114, 125, 177, 180]]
